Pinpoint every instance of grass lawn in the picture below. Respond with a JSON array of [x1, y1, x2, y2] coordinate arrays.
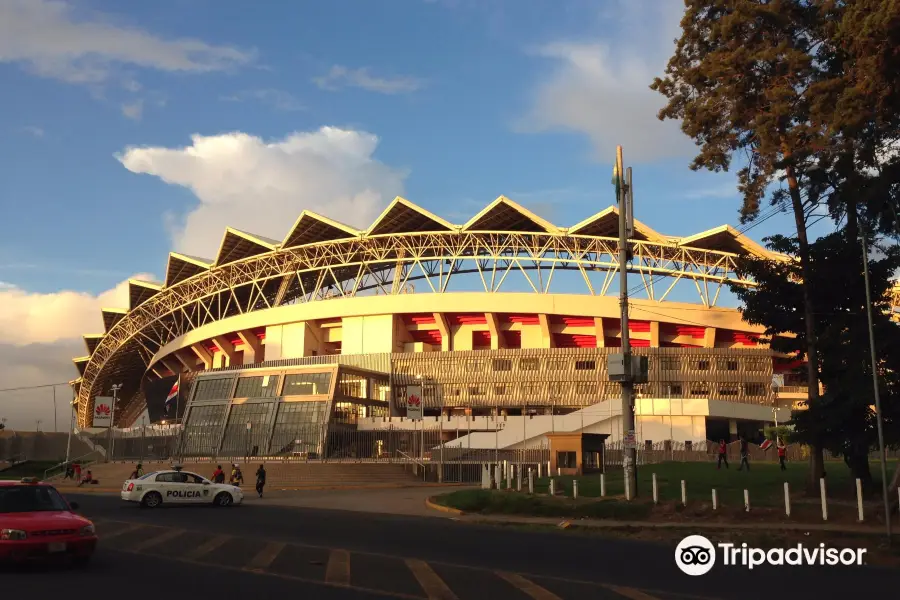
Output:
[[433, 488, 653, 520], [527, 459, 898, 507], [0, 461, 61, 480]]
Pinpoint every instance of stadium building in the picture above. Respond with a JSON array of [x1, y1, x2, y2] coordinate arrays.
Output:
[[71, 196, 809, 456]]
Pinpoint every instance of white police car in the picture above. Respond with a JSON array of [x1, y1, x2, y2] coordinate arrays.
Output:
[[120, 470, 243, 508]]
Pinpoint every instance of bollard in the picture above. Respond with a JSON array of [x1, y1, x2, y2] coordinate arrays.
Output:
[[528, 470, 534, 494], [547, 460, 551, 476], [573, 479, 579, 499], [652, 473, 658, 504], [712, 489, 717, 510], [600, 473, 606, 497], [856, 478, 864, 522], [557, 467, 561, 477], [537, 463, 543, 478], [681, 480, 687, 506], [624, 475, 631, 501], [820, 477, 828, 521], [506, 473, 512, 490], [550, 478, 555, 496], [784, 482, 791, 517], [744, 489, 750, 512], [517, 466, 522, 492]]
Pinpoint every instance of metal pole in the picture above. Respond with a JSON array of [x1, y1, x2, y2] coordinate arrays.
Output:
[[52, 385, 58, 433], [107, 385, 119, 463], [65, 387, 74, 464], [618, 147, 637, 499], [861, 233, 892, 542]]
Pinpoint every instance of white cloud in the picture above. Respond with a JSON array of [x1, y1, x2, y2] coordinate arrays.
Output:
[[0, 275, 152, 430], [0, 0, 254, 85], [221, 89, 304, 111], [22, 125, 45, 138], [117, 127, 408, 257], [518, 0, 692, 163], [121, 99, 143, 120], [313, 65, 423, 95]]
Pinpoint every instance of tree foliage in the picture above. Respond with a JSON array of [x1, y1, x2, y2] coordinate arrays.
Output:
[[732, 232, 900, 491]]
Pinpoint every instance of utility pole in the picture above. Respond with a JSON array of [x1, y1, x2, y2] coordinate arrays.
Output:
[[615, 146, 638, 499], [65, 385, 75, 464], [861, 231, 891, 543], [108, 383, 122, 463]]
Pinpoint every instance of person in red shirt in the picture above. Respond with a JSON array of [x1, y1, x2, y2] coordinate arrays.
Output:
[[73, 463, 81, 481], [717, 439, 729, 469], [777, 439, 787, 471], [212, 465, 224, 483]]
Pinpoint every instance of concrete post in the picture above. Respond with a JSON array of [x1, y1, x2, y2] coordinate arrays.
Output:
[[549, 478, 555, 496], [573, 479, 579, 499], [712, 489, 717, 511], [820, 478, 828, 521], [600, 473, 606, 497], [528, 469, 534, 494], [652, 473, 658, 504], [517, 466, 522, 491], [744, 489, 750, 512], [856, 479, 864, 522], [681, 480, 686, 506], [784, 482, 791, 517]]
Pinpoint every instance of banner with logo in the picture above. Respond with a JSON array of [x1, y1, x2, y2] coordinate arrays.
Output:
[[405, 385, 423, 421], [92, 397, 113, 428]]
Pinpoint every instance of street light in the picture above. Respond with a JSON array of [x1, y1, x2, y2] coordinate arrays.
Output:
[[108, 384, 123, 462]]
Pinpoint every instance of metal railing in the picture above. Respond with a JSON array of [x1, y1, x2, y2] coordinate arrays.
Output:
[[42, 450, 104, 481]]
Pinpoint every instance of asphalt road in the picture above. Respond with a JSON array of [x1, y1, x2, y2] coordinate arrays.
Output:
[[4, 493, 898, 600]]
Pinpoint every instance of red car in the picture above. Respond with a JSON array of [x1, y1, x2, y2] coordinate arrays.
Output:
[[0, 478, 97, 564]]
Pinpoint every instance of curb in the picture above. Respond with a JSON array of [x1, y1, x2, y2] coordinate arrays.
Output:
[[425, 497, 465, 516]]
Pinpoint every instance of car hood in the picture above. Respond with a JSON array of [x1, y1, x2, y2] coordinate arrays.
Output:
[[0, 511, 91, 531]]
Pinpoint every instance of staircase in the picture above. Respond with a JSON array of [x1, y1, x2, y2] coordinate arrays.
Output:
[[52, 461, 422, 490]]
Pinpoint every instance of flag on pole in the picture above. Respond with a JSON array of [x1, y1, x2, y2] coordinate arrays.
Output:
[[164, 380, 179, 416], [611, 164, 622, 201], [759, 438, 773, 451]]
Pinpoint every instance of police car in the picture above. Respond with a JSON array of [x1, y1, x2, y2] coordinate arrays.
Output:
[[120, 469, 243, 508]]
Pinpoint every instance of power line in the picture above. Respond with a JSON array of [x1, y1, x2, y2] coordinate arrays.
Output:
[[0, 382, 71, 394]]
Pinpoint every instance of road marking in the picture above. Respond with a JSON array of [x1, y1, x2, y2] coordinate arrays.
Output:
[[325, 549, 351, 585], [245, 541, 286, 572], [183, 535, 231, 561], [605, 585, 661, 600], [495, 571, 562, 600], [130, 528, 184, 552], [101, 522, 145, 540], [406, 559, 458, 600]]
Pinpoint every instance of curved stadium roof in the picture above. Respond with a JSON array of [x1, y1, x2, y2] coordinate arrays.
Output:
[[71, 195, 782, 427]]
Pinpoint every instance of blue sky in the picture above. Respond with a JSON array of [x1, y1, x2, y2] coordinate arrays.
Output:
[[0, 0, 839, 427], [0, 0, 824, 297]]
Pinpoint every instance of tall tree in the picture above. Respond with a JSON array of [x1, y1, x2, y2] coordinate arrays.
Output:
[[651, 0, 900, 489], [732, 232, 900, 494]]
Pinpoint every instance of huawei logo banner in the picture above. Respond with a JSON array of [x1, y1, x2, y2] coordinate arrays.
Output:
[[91, 396, 113, 428], [405, 385, 423, 421]]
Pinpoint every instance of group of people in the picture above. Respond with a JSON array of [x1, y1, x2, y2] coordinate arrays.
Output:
[[63, 463, 94, 486], [716, 436, 787, 471], [211, 463, 267, 497]]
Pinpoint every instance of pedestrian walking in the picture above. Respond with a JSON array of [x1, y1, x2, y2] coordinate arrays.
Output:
[[255, 464, 266, 498], [777, 439, 787, 471], [230, 463, 244, 486], [738, 436, 750, 471], [212, 464, 225, 483], [717, 439, 729, 469]]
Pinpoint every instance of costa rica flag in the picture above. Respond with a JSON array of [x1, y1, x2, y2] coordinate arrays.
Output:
[[759, 439, 773, 451], [164, 381, 179, 415]]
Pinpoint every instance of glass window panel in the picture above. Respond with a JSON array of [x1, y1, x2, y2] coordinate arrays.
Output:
[[283, 372, 332, 396], [193, 377, 235, 401], [180, 404, 228, 456], [338, 373, 368, 399], [268, 401, 327, 456], [219, 402, 277, 456], [234, 375, 279, 398]]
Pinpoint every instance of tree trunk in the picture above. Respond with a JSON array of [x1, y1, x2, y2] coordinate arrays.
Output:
[[843, 447, 874, 495], [784, 161, 825, 490]]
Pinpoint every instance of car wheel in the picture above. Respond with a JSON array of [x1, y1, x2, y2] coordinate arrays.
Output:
[[141, 492, 162, 509], [214, 492, 233, 507]]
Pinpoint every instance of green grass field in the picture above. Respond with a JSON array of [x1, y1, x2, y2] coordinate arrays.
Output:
[[0, 461, 61, 480], [526, 459, 898, 507]]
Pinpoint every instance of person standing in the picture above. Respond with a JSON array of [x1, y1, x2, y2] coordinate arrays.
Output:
[[231, 463, 244, 486], [737, 436, 750, 471], [777, 439, 787, 471], [212, 465, 224, 483], [717, 439, 729, 469], [255, 464, 266, 498]]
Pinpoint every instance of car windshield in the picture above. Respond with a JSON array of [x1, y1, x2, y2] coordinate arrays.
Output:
[[0, 486, 69, 513]]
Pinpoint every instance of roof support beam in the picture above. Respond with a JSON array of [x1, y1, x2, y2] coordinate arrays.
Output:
[[432, 313, 451, 351], [538, 314, 554, 348], [213, 336, 240, 367], [484, 313, 504, 349], [174, 350, 197, 372], [594, 317, 605, 348], [189, 344, 213, 370], [237, 330, 262, 364], [161, 357, 185, 375]]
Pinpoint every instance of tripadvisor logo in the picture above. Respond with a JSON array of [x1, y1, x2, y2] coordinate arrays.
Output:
[[675, 535, 867, 575]]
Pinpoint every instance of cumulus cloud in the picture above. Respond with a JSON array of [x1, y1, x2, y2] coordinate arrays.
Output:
[[0, 0, 254, 84], [0, 275, 152, 430], [117, 127, 408, 257], [313, 65, 423, 95], [518, 0, 692, 163]]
